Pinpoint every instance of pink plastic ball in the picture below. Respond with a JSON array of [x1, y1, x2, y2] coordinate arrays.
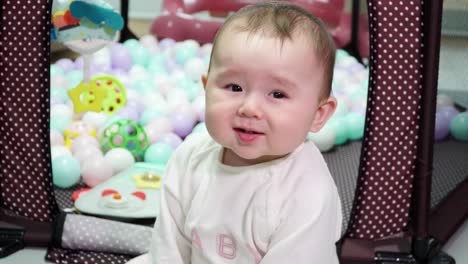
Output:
[[50, 130, 64, 146], [144, 116, 173, 144], [81, 157, 114, 187], [71, 135, 100, 154], [73, 146, 103, 166]]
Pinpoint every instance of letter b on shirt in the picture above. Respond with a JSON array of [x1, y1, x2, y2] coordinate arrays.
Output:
[[217, 234, 236, 259]]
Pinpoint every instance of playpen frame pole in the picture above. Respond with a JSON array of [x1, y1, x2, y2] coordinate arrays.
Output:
[[412, 0, 443, 257]]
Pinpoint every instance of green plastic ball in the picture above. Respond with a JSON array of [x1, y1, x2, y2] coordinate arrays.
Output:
[[50, 116, 72, 133], [144, 143, 174, 165], [100, 119, 150, 161], [327, 117, 349, 145], [52, 156, 81, 188], [344, 112, 366, 140], [175, 45, 197, 65], [449, 113, 468, 141]]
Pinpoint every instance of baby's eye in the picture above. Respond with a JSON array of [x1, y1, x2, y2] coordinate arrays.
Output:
[[226, 84, 243, 92], [269, 91, 288, 99]]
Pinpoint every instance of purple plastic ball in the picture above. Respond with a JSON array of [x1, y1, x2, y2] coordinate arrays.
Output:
[[74, 57, 84, 70], [434, 112, 450, 141], [111, 43, 133, 72], [438, 106, 459, 122], [115, 107, 139, 121], [55, 58, 76, 73], [165, 58, 181, 73], [157, 132, 183, 149], [171, 111, 196, 138]]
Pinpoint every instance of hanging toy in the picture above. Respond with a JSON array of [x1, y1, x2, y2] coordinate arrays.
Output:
[[52, 0, 126, 114]]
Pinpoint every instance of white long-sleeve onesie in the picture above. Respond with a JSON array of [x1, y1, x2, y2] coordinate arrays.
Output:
[[132, 132, 342, 264]]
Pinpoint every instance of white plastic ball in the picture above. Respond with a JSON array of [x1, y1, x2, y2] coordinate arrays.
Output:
[[184, 57, 206, 81], [104, 148, 135, 173], [73, 145, 103, 165], [71, 135, 100, 153], [81, 157, 114, 187], [129, 65, 150, 82], [51, 145, 72, 159], [307, 125, 336, 152], [50, 129, 65, 146], [200, 43, 213, 57], [82, 112, 109, 131], [139, 35, 159, 54], [51, 104, 73, 119], [142, 92, 167, 110], [183, 39, 200, 50], [437, 94, 454, 109]]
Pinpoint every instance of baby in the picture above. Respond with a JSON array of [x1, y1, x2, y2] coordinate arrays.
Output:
[[130, 1, 342, 263]]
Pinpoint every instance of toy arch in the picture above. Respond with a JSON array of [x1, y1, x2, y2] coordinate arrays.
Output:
[[0, 0, 466, 264]]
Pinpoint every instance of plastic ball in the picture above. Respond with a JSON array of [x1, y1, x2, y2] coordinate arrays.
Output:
[[132, 79, 156, 96], [73, 145, 103, 166], [434, 112, 450, 141], [52, 156, 81, 188], [51, 146, 72, 160], [82, 112, 109, 131], [51, 75, 69, 89], [50, 64, 65, 77], [50, 116, 72, 133], [65, 70, 84, 89], [55, 58, 76, 73], [104, 148, 135, 173], [110, 43, 133, 72], [64, 121, 96, 148], [171, 110, 197, 138], [123, 38, 140, 50], [144, 116, 173, 144], [158, 38, 176, 50], [175, 44, 197, 65], [332, 101, 349, 118], [307, 125, 336, 152], [139, 35, 159, 54], [71, 135, 100, 153], [50, 129, 64, 146], [344, 112, 365, 140], [436, 94, 454, 109], [144, 143, 174, 165], [81, 157, 114, 187], [51, 104, 73, 119], [192, 122, 208, 134], [199, 43, 213, 57], [100, 119, 150, 161], [50, 87, 70, 102], [327, 117, 349, 145], [449, 113, 468, 141], [184, 57, 206, 81], [156, 132, 183, 149], [192, 95, 206, 122], [140, 108, 164, 126], [129, 45, 150, 67], [115, 107, 140, 121], [438, 106, 459, 122]]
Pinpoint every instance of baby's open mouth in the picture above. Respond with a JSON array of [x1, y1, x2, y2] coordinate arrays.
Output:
[[234, 128, 264, 134]]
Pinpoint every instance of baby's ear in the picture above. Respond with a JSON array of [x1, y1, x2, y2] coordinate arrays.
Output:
[[310, 97, 337, 132], [201, 74, 208, 90]]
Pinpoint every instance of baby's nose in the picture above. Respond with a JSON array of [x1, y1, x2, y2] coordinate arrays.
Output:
[[237, 96, 263, 119]]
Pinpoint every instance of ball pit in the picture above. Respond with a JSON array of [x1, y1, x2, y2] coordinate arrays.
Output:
[[50, 35, 466, 188]]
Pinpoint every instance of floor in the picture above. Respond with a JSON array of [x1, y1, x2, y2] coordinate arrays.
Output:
[[2, 17, 468, 264]]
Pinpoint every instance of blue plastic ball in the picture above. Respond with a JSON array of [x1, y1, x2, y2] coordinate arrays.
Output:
[[52, 156, 81, 188], [450, 113, 468, 141], [144, 143, 174, 165]]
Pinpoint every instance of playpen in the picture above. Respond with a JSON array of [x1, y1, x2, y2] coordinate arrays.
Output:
[[0, 0, 466, 263]]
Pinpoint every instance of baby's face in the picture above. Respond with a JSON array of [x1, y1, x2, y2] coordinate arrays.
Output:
[[204, 28, 327, 166]]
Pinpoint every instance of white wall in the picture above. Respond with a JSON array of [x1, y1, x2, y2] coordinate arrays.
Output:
[[107, 0, 162, 19]]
